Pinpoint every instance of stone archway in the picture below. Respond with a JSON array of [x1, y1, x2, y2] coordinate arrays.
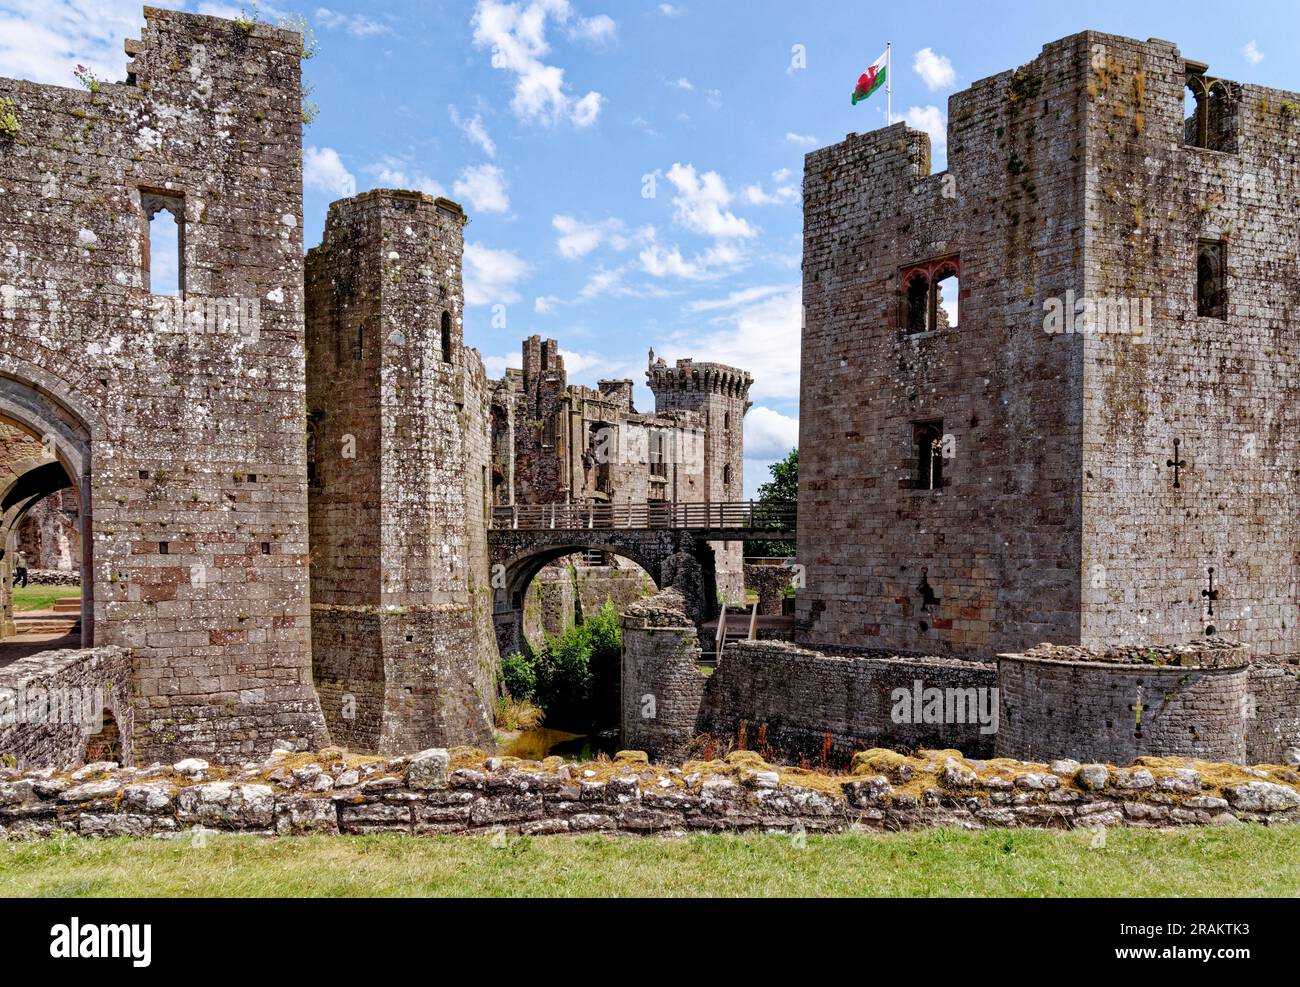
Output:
[[0, 379, 94, 650], [488, 529, 718, 659]]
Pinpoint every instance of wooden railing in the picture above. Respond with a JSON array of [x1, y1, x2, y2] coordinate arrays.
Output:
[[490, 500, 796, 532]]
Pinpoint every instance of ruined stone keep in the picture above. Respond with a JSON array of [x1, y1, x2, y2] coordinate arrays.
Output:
[[797, 31, 1300, 660]]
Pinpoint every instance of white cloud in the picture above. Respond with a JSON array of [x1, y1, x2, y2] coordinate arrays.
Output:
[[463, 242, 529, 305], [687, 285, 788, 312], [904, 104, 947, 158], [0, 0, 186, 87], [471, 0, 605, 128], [742, 172, 799, 206], [1242, 40, 1264, 66], [551, 215, 641, 258], [449, 105, 497, 158], [664, 163, 755, 239], [785, 132, 817, 147], [568, 12, 616, 45], [632, 115, 662, 139], [660, 287, 801, 400], [571, 90, 603, 127], [363, 156, 446, 198], [657, 3, 684, 15], [640, 243, 711, 280], [315, 7, 391, 37], [745, 406, 798, 459], [304, 146, 356, 198], [453, 163, 510, 213], [670, 76, 693, 91], [912, 47, 955, 91]]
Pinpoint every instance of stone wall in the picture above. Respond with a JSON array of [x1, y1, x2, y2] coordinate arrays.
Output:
[[0, 7, 328, 760], [0, 646, 134, 770], [997, 651, 1251, 764], [620, 589, 998, 764], [305, 189, 496, 754], [4, 746, 1298, 839], [744, 561, 793, 615], [1079, 37, 1300, 654], [523, 557, 655, 648], [705, 641, 997, 763], [620, 590, 708, 761], [1246, 659, 1300, 763]]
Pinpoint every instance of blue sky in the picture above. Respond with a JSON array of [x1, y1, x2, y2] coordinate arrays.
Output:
[[3, 0, 1297, 496]]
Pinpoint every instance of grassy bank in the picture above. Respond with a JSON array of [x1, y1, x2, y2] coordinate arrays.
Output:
[[10, 584, 80, 612], [3, 825, 1297, 897]]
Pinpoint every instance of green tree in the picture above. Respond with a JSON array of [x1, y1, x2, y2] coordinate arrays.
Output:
[[750, 448, 797, 557]]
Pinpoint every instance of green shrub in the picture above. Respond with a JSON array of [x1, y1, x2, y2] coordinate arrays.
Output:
[[513, 599, 624, 730], [501, 651, 536, 703]]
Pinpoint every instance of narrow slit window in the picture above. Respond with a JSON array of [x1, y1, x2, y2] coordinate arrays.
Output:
[[142, 192, 184, 296], [723, 462, 732, 488], [1197, 239, 1227, 319], [440, 311, 453, 363]]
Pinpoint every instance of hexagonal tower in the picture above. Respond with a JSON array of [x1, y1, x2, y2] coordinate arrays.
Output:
[[305, 189, 497, 753]]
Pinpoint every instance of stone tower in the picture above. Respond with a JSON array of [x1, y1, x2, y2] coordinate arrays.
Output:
[[798, 31, 1300, 657], [305, 189, 497, 753], [648, 358, 753, 600]]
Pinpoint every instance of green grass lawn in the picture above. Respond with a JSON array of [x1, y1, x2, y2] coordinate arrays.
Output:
[[3, 825, 1297, 897], [9, 584, 79, 612]]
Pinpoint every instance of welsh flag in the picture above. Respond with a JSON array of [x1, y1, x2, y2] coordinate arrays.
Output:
[[852, 50, 888, 105]]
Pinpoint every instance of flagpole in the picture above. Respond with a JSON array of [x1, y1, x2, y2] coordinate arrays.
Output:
[[886, 42, 892, 122]]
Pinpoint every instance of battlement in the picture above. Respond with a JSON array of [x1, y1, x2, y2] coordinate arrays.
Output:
[[647, 357, 753, 402]]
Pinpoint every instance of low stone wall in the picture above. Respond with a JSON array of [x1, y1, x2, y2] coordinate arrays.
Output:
[[25, 569, 81, 587], [3, 746, 1298, 839], [997, 647, 1253, 764], [0, 646, 134, 770], [705, 641, 998, 763], [1248, 658, 1300, 762], [621, 590, 998, 764], [743, 562, 793, 615]]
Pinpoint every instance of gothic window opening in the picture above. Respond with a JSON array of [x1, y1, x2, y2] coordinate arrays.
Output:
[[723, 463, 732, 488], [913, 419, 944, 491], [440, 311, 453, 362], [142, 191, 184, 296], [1184, 67, 1239, 153], [901, 257, 961, 333], [1197, 239, 1227, 319]]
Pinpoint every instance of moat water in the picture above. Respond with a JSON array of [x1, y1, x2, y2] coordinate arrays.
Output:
[[500, 726, 621, 761]]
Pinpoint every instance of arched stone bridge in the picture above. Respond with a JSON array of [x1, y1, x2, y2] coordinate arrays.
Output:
[[488, 501, 795, 654]]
